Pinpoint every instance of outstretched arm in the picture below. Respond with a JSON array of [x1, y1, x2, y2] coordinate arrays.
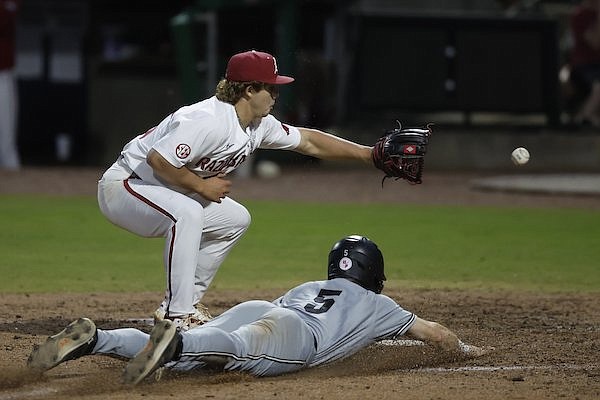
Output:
[[295, 128, 372, 163], [406, 317, 492, 357]]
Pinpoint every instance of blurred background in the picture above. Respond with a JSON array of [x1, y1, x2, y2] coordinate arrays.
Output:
[[5, 0, 600, 173]]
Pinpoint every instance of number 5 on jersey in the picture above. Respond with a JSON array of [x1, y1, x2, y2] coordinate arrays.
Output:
[[304, 289, 342, 314]]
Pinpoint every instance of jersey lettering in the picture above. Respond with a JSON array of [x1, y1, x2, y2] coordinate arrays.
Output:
[[195, 154, 247, 172], [304, 289, 342, 314]]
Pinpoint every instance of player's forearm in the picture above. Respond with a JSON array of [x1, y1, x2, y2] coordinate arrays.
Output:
[[418, 320, 461, 352], [408, 317, 478, 354], [147, 149, 206, 193], [296, 128, 372, 163], [408, 318, 492, 357]]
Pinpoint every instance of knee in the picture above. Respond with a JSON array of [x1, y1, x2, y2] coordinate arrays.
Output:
[[177, 203, 206, 227], [231, 204, 251, 233]]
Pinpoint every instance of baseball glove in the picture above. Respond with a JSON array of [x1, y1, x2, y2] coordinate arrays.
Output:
[[372, 123, 432, 185]]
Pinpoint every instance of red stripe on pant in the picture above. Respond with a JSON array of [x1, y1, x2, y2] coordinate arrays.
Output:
[[123, 178, 177, 316]]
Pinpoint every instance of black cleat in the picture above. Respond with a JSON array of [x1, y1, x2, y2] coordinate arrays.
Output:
[[122, 320, 182, 385], [27, 318, 97, 372]]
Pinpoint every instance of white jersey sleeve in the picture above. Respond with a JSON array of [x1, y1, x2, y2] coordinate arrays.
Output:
[[255, 114, 301, 150], [273, 278, 416, 366]]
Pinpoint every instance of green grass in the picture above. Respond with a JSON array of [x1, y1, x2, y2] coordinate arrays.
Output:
[[1, 196, 165, 292], [1, 195, 599, 293]]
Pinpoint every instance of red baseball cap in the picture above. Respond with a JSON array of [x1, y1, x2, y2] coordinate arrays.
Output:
[[225, 50, 294, 85]]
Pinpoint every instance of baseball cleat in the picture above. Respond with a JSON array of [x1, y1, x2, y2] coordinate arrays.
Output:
[[194, 303, 213, 322], [154, 303, 213, 331], [122, 320, 182, 385], [27, 317, 97, 372]]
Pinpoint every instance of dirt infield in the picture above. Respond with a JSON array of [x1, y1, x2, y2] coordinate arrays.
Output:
[[1, 289, 598, 400], [0, 166, 599, 399]]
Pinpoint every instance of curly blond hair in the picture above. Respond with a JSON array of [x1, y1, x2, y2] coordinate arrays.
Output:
[[215, 79, 264, 104]]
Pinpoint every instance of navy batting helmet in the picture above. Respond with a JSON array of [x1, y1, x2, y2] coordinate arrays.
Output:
[[327, 235, 386, 293]]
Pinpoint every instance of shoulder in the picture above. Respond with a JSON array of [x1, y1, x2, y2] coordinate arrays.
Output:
[[254, 114, 279, 131], [282, 280, 331, 298], [178, 97, 231, 118], [174, 98, 235, 133], [260, 114, 295, 130], [289, 280, 326, 292], [255, 114, 301, 148], [376, 292, 401, 306]]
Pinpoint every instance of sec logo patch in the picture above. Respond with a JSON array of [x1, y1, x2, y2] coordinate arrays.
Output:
[[176, 144, 191, 159]]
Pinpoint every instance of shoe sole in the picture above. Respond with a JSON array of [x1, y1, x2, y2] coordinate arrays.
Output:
[[122, 320, 179, 385], [27, 318, 96, 372]]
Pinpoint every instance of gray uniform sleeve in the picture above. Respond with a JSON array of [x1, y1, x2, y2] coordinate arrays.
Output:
[[370, 294, 417, 340]]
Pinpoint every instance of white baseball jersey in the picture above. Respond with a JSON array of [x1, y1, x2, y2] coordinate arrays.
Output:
[[119, 96, 301, 188], [98, 96, 302, 317]]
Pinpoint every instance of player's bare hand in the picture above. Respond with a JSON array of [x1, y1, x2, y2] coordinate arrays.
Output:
[[200, 173, 232, 203], [461, 343, 495, 357]]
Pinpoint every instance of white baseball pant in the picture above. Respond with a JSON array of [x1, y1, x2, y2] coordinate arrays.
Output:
[[98, 169, 250, 316], [0, 69, 20, 169]]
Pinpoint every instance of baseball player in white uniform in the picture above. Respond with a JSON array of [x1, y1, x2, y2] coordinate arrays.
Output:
[[0, 0, 21, 170], [28, 235, 492, 384], [97, 50, 373, 330]]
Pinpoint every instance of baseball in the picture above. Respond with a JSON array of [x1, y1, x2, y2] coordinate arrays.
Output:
[[511, 147, 530, 166], [255, 160, 281, 179]]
